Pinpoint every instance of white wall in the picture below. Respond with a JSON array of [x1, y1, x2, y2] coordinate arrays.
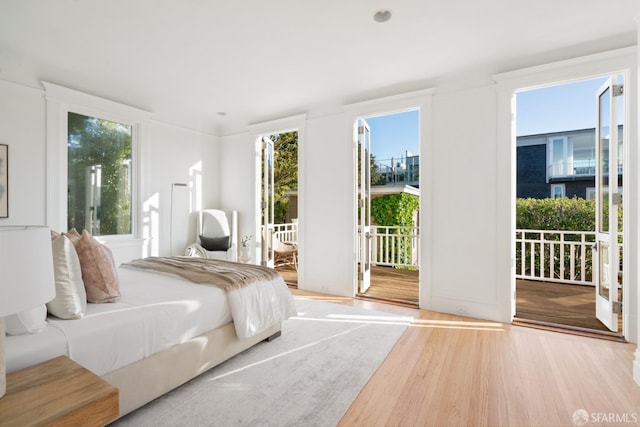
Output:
[[426, 85, 501, 320], [145, 121, 220, 259], [219, 132, 257, 261], [0, 79, 220, 263], [300, 113, 354, 295], [0, 81, 47, 225]]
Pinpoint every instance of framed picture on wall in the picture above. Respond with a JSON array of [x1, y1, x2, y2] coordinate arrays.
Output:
[[0, 144, 7, 218]]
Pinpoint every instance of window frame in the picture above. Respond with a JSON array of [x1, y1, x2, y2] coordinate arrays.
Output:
[[547, 136, 570, 180], [551, 183, 565, 199], [44, 82, 150, 242]]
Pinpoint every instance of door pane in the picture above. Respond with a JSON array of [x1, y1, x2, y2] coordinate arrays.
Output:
[[598, 88, 610, 233], [599, 242, 610, 300]]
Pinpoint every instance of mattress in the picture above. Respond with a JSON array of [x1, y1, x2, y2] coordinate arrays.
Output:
[[5, 266, 233, 376]]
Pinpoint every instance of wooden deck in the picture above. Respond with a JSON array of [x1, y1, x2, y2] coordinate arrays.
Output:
[[360, 266, 419, 305], [276, 265, 420, 305], [277, 265, 622, 337]]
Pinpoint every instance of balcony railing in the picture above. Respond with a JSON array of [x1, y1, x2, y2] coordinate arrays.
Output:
[[272, 221, 298, 244], [517, 229, 624, 286], [516, 229, 600, 286], [548, 159, 623, 179], [372, 226, 419, 268], [356, 225, 420, 269]]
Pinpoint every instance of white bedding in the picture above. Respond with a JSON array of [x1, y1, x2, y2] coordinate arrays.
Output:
[[6, 264, 293, 376], [5, 324, 68, 372]]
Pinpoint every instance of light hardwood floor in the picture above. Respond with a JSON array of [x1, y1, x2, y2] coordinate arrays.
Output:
[[290, 288, 640, 427]]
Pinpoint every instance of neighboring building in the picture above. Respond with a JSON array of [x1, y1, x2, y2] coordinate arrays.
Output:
[[374, 151, 419, 188], [517, 126, 623, 199]]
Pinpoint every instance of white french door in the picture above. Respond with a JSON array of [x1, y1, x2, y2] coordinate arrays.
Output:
[[594, 77, 623, 332], [356, 119, 372, 293], [262, 136, 275, 267]]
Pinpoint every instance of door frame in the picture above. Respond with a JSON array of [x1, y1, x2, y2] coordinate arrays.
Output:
[[344, 89, 433, 302], [249, 115, 306, 282], [494, 47, 637, 343]]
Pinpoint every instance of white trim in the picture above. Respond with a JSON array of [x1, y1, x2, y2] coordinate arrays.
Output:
[[43, 82, 151, 241], [343, 88, 435, 117], [42, 82, 151, 122], [494, 47, 638, 342], [343, 88, 433, 305], [248, 114, 307, 136], [248, 114, 307, 287], [494, 46, 637, 92]]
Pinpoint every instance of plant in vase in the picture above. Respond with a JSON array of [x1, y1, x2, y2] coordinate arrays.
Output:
[[240, 235, 252, 261]]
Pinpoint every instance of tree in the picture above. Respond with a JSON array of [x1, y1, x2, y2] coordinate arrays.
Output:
[[272, 131, 298, 224], [370, 154, 386, 185], [356, 143, 386, 186], [67, 112, 132, 235]]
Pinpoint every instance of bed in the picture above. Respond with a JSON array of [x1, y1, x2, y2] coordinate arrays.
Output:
[[5, 256, 297, 419]]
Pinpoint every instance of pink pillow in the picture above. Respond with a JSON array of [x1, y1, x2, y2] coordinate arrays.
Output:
[[64, 227, 81, 241], [71, 230, 121, 303]]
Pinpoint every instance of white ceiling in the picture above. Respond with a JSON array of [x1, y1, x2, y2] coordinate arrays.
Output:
[[1, 0, 638, 135]]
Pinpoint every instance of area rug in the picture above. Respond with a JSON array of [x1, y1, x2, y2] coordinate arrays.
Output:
[[113, 296, 411, 427]]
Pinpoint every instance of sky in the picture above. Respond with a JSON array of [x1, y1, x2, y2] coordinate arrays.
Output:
[[366, 76, 609, 161], [366, 110, 419, 162], [515, 77, 607, 136]]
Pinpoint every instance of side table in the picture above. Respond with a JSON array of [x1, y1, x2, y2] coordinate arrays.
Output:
[[0, 356, 119, 426]]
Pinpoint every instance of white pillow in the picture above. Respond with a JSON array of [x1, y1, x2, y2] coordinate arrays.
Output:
[[5, 304, 47, 335], [47, 234, 87, 319]]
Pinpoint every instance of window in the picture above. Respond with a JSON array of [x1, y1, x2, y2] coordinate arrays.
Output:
[[44, 82, 149, 238], [551, 184, 565, 198], [67, 112, 132, 236], [547, 136, 571, 178]]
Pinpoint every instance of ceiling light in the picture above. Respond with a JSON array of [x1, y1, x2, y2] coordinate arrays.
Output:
[[373, 9, 392, 23]]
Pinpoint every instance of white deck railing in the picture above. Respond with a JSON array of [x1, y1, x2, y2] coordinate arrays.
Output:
[[273, 221, 298, 243], [516, 229, 596, 286], [276, 224, 609, 281], [371, 226, 419, 268], [278, 221, 420, 269]]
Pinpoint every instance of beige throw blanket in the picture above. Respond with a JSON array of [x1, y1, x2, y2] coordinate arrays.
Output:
[[122, 256, 281, 292]]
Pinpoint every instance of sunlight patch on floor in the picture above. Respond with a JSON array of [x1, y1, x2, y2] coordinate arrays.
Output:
[[409, 318, 505, 332]]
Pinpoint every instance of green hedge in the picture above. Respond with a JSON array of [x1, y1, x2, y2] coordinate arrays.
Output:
[[371, 193, 419, 227], [516, 197, 622, 232], [371, 194, 419, 269]]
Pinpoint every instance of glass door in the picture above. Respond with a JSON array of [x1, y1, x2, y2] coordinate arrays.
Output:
[[356, 119, 372, 293], [594, 77, 622, 332], [262, 136, 275, 267]]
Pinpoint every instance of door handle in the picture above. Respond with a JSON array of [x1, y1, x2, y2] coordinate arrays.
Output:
[[592, 243, 598, 252]]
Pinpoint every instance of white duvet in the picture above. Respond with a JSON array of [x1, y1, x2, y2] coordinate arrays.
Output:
[[6, 265, 296, 376]]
